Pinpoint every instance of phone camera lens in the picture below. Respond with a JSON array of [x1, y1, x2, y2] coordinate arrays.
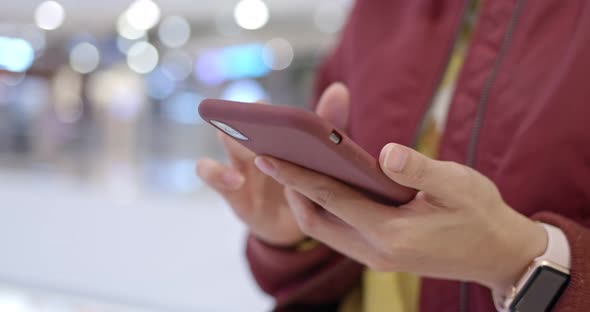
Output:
[[329, 131, 342, 144]]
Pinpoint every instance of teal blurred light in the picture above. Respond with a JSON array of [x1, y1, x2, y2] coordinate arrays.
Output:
[[196, 43, 270, 86], [0, 37, 35, 72], [222, 44, 270, 79], [222, 79, 268, 103]]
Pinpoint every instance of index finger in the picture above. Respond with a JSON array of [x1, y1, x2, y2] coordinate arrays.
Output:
[[255, 156, 398, 231]]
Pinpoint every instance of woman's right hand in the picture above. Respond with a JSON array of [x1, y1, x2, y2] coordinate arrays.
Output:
[[196, 83, 350, 247]]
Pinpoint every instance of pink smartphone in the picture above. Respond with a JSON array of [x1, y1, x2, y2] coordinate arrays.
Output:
[[198, 99, 416, 205]]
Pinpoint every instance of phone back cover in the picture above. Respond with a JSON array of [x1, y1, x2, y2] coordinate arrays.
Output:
[[199, 99, 416, 205]]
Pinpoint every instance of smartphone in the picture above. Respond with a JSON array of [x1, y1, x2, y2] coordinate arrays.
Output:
[[198, 99, 416, 205]]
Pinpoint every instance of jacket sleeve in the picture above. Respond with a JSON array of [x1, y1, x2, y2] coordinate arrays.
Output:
[[532, 212, 590, 311], [246, 235, 363, 307]]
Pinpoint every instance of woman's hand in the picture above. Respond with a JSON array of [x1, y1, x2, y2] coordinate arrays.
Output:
[[196, 83, 350, 247], [254, 143, 548, 292]]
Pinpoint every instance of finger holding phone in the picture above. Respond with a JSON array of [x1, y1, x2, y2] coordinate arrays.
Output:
[[254, 142, 547, 294], [196, 83, 351, 247], [197, 82, 548, 294]]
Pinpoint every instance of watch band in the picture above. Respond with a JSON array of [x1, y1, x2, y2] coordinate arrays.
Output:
[[493, 223, 571, 311]]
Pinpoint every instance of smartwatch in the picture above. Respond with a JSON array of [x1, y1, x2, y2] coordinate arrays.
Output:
[[494, 223, 571, 312]]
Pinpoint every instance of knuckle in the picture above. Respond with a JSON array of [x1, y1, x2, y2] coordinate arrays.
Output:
[[452, 162, 475, 182], [364, 225, 389, 244], [375, 238, 399, 258], [456, 167, 475, 193], [388, 237, 409, 254], [408, 159, 430, 186], [312, 186, 336, 207], [372, 233, 410, 256], [445, 162, 482, 194], [364, 221, 406, 252], [386, 216, 410, 232]]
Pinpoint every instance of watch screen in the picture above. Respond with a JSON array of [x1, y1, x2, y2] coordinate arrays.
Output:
[[510, 266, 569, 312]]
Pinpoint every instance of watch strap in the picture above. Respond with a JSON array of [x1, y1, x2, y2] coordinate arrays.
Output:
[[493, 223, 571, 311]]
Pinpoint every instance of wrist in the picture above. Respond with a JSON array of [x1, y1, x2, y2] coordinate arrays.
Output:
[[479, 207, 548, 292]]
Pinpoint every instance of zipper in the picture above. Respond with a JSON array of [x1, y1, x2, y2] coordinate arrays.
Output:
[[465, 0, 525, 167], [461, 1, 525, 312]]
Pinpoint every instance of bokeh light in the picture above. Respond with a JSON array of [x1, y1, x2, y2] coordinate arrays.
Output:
[[222, 79, 268, 103], [314, 2, 347, 34], [233, 0, 269, 30], [52, 66, 83, 123], [67, 33, 98, 51], [161, 50, 192, 81], [69, 42, 100, 74], [126, 0, 161, 31], [34, 1, 65, 30], [195, 50, 224, 86], [144, 66, 176, 100], [195, 44, 269, 86], [117, 12, 146, 40], [116, 35, 145, 55], [87, 66, 144, 121], [20, 26, 46, 54], [262, 38, 294, 71], [158, 16, 191, 48], [0, 37, 35, 72], [16, 77, 50, 119], [127, 41, 159, 74]]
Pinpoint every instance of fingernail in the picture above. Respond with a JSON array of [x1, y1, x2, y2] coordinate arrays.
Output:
[[222, 171, 245, 190], [384, 144, 408, 172], [254, 157, 276, 176]]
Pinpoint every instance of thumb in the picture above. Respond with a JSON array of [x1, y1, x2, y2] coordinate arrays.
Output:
[[315, 82, 350, 132], [379, 143, 474, 203]]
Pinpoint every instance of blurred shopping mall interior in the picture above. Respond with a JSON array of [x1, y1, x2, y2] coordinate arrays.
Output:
[[0, 0, 352, 310]]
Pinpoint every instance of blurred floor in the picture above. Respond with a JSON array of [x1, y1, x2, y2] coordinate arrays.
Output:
[[0, 168, 272, 311]]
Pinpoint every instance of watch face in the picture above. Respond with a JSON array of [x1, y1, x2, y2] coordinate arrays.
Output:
[[510, 266, 569, 312]]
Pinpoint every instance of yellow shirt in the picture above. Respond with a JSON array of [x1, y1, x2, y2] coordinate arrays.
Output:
[[339, 2, 480, 311]]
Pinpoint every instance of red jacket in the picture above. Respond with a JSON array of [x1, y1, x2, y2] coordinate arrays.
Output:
[[246, 0, 590, 311]]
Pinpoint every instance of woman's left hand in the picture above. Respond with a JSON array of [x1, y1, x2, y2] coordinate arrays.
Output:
[[254, 143, 547, 292]]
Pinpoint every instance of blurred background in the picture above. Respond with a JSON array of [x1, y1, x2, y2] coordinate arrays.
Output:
[[0, 0, 352, 310]]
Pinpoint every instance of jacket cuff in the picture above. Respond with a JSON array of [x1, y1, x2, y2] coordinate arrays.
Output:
[[246, 234, 363, 306], [531, 212, 590, 312], [246, 234, 334, 276], [246, 234, 334, 296]]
